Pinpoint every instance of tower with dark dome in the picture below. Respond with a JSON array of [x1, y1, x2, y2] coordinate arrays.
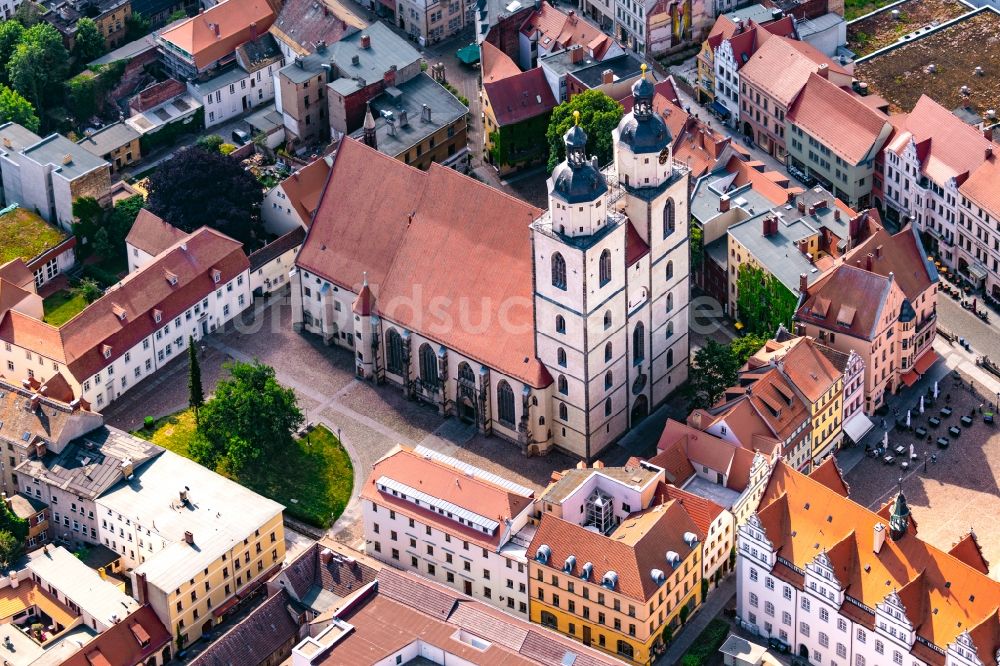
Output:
[[529, 70, 691, 460]]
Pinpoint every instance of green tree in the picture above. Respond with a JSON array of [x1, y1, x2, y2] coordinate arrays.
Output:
[[188, 336, 204, 423], [124, 12, 150, 42], [12, 3, 42, 27], [545, 89, 623, 172], [690, 223, 703, 273], [687, 339, 740, 409], [8, 23, 69, 116], [735, 264, 798, 336], [73, 18, 105, 65], [196, 361, 303, 478], [729, 333, 768, 366], [0, 84, 37, 132], [168, 8, 188, 21], [196, 134, 224, 152], [0, 530, 19, 568], [74, 277, 103, 303], [72, 196, 104, 251], [0, 21, 25, 85]]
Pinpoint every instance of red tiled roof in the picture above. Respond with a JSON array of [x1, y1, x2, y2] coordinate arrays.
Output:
[[484, 67, 557, 127], [360, 446, 534, 551], [948, 532, 990, 576], [528, 501, 703, 601], [787, 73, 889, 165], [125, 209, 187, 257], [481, 40, 521, 84], [740, 36, 847, 107], [758, 461, 1000, 658], [844, 225, 936, 300], [887, 95, 996, 186], [279, 157, 331, 226], [61, 606, 170, 666], [808, 456, 849, 497], [625, 222, 649, 266], [519, 2, 613, 60], [796, 264, 892, 341], [960, 154, 1000, 218], [298, 139, 550, 387], [268, 0, 365, 56], [159, 0, 277, 70], [657, 483, 725, 535], [0, 259, 34, 291]]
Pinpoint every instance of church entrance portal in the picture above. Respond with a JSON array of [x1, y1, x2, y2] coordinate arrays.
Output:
[[631, 395, 648, 423]]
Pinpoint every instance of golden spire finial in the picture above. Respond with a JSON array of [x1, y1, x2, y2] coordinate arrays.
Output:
[[573, 109, 581, 125], [641, 62, 648, 79]]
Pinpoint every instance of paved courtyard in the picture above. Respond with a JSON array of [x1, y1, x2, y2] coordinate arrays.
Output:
[[103, 293, 579, 546], [843, 341, 1000, 573]]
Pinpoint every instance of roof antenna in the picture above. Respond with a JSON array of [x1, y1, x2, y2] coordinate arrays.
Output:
[[363, 271, 368, 288]]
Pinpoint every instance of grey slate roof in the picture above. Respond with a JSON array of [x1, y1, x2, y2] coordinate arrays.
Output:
[[77, 122, 140, 158], [280, 21, 419, 86], [15, 426, 163, 500], [350, 73, 468, 159], [23, 134, 109, 180], [189, 589, 300, 666]]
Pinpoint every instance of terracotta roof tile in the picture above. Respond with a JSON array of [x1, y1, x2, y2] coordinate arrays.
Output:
[[787, 73, 890, 165], [62, 606, 170, 666], [740, 36, 846, 107], [484, 68, 557, 127], [807, 456, 849, 497], [758, 461, 1000, 655], [298, 139, 550, 386], [842, 224, 937, 299], [796, 264, 892, 341], [268, 0, 365, 56], [125, 209, 188, 257], [528, 501, 702, 601], [959, 155, 1000, 218], [519, 2, 613, 60], [948, 532, 990, 576], [278, 157, 331, 227], [159, 0, 276, 70], [657, 483, 724, 535], [0, 259, 34, 291], [481, 40, 521, 84]]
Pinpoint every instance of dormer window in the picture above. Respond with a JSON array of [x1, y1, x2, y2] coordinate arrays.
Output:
[[164, 270, 178, 286], [212, 269, 222, 284], [153, 309, 163, 324], [102, 345, 112, 359]]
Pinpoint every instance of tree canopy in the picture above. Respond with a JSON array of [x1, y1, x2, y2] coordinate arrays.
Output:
[[72, 194, 145, 262], [0, 21, 25, 85], [729, 333, 768, 366], [686, 339, 740, 409], [0, 84, 37, 131], [73, 18, 105, 65], [8, 23, 69, 114], [546, 89, 623, 172], [192, 360, 303, 479], [146, 146, 264, 247]]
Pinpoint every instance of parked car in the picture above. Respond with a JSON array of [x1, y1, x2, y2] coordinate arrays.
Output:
[[768, 636, 791, 654], [232, 129, 250, 144]]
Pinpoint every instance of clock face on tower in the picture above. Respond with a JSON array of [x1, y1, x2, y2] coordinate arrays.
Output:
[[658, 147, 670, 165]]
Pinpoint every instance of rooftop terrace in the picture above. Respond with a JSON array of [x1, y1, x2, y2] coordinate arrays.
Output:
[[0, 206, 68, 265], [854, 7, 1000, 115]]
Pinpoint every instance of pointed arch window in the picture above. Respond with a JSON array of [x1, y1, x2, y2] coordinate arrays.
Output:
[[666, 292, 674, 313], [558, 375, 568, 395], [552, 253, 567, 290], [605, 371, 613, 389], [386, 329, 404, 375], [666, 260, 674, 280], [667, 349, 674, 367], [458, 362, 474, 383], [559, 403, 568, 420], [599, 249, 611, 287], [605, 342, 613, 362], [557, 347, 567, 367], [666, 321, 674, 339], [497, 381, 515, 428], [663, 199, 676, 239], [604, 398, 612, 416], [604, 310, 612, 330], [556, 315, 566, 334], [633, 323, 645, 365], [419, 343, 438, 384]]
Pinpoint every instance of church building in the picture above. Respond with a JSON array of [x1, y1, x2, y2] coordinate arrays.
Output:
[[292, 67, 690, 459]]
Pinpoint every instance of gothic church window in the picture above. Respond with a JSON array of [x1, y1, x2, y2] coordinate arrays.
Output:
[[497, 381, 515, 428], [556, 315, 566, 333], [663, 199, 676, 239], [552, 253, 567, 290], [557, 348, 567, 367], [559, 403, 568, 420], [605, 372, 613, 389], [558, 375, 568, 395], [387, 330, 404, 375], [666, 293, 674, 313], [419, 344, 438, 384], [604, 310, 612, 330], [666, 260, 674, 280], [599, 249, 611, 287], [605, 342, 613, 362], [633, 323, 645, 365]]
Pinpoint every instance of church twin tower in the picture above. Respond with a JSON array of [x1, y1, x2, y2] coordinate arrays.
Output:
[[530, 67, 691, 459]]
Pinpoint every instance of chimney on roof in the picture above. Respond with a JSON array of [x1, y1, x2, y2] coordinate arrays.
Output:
[[212, 22, 220, 37], [985, 126, 994, 142], [570, 45, 585, 63], [593, 461, 605, 469], [797, 200, 806, 214], [135, 572, 148, 605], [986, 145, 993, 160], [817, 63, 829, 80], [383, 64, 397, 87], [688, 410, 703, 430], [422, 104, 431, 122], [875, 245, 882, 259], [320, 548, 333, 564], [360, 34, 371, 49], [808, 204, 816, 216], [873, 522, 886, 553], [317, 39, 327, 53], [866, 253, 874, 271], [29, 394, 40, 412], [250, 21, 257, 40], [799, 273, 808, 296], [602, 69, 613, 85], [834, 208, 841, 221], [184, 530, 194, 545], [719, 194, 731, 213], [576, 461, 586, 470], [762, 216, 778, 236]]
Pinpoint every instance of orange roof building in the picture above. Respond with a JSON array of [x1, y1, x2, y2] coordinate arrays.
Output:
[[157, 0, 277, 76], [529, 459, 706, 664], [261, 156, 332, 235], [795, 225, 938, 414], [361, 444, 536, 618], [739, 460, 1000, 665]]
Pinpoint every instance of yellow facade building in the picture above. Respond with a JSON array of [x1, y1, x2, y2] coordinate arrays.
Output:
[[527, 461, 705, 664]]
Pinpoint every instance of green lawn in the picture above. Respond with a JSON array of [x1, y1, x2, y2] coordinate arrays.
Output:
[[0, 207, 67, 264], [42, 290, 89, 326], [136, 412, 353, 527], [680, 619, 731, 666]]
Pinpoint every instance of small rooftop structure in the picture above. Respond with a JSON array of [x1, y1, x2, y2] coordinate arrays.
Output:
[[77, 123, 141, 160]]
